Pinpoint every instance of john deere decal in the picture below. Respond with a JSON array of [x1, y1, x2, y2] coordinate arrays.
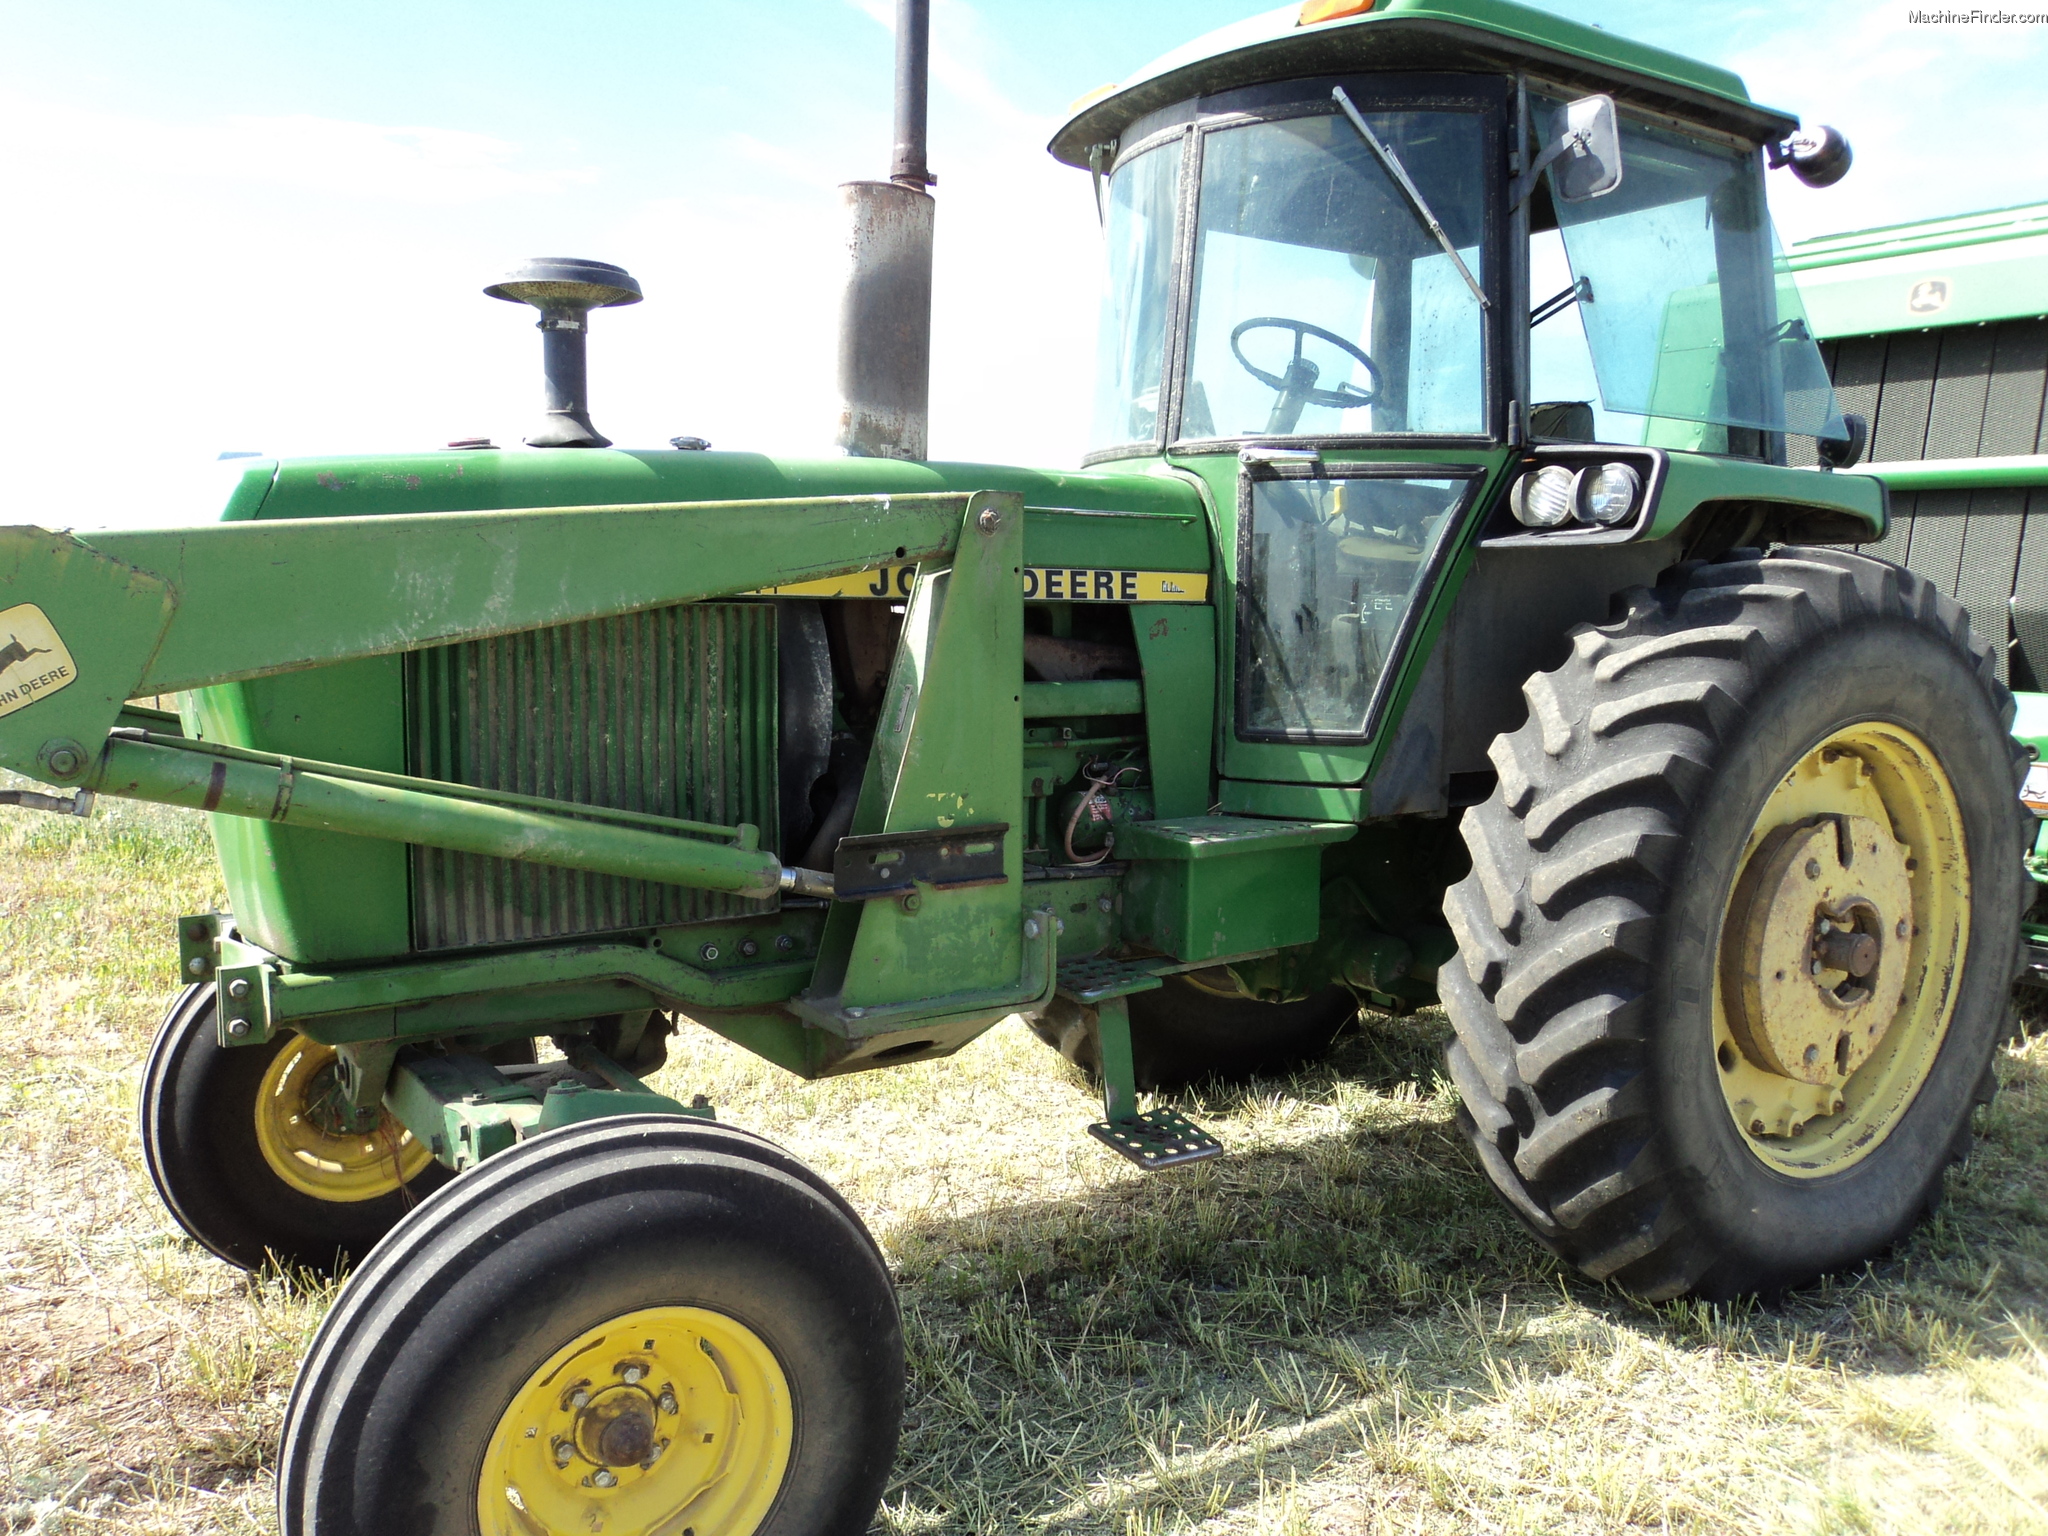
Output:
[[0, 603, 77, 720], [755, 566, 1209, 602]]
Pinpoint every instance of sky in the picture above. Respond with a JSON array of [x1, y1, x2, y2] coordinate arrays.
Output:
[[2, 0, 2043, 528]]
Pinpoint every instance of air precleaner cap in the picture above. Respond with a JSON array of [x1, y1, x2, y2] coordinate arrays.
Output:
[[485, 258, 642, 449]]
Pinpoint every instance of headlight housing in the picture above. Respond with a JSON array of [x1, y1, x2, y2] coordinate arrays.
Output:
[[1509, 464, 1576, 528], [1505, 458, 1646, 533], [1576, 462, 1641, 526]]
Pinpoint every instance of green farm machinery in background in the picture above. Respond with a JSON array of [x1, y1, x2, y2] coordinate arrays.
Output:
[[0, 3, 2034, 1533], [1785, 202, 2048, 998]]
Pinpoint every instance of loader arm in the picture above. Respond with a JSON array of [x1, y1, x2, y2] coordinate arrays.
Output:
[[0, 488, 1028, 933], [0, 489, 983, 790]]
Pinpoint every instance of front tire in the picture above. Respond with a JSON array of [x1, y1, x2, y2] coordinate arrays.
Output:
[[1442, 550, 2024, 1299], [139, 984, 450, 1273], [277, 1115, 903, 1536]]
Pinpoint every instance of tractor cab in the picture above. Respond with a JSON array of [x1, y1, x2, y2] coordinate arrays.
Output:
[[1055, 0, 1850, 468], [1050, 0, 1858, 781]]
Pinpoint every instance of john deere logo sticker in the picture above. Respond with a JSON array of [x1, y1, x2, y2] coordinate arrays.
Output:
[[0, 604, 77, 719], [1907, 278, 1950, 316], [755, 566, 1210, 603]]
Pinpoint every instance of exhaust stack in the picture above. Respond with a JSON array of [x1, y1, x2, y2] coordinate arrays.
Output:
[[834, 0, 935, 460], [486, 258, 643, 448]]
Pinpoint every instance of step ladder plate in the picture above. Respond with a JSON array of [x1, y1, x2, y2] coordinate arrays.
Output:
[[1056, 955, 1167, 1004], [1086, 1108, 1223, 1169]]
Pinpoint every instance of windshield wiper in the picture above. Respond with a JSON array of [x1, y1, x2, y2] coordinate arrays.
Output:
[[1331, 86, 1490, 311]]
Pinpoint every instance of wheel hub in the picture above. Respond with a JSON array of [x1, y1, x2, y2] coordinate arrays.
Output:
[[564, 1370, 667, 1474], [1712, 727, 1968, 1175], [1724, 813, 1913, 1088], [478, 1306, 791, 1536], [579, 1386, 657, 1468]]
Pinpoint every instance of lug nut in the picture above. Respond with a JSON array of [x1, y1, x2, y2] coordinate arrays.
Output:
[[553, 1438, 575, 1468], [570, 1388, 592, 1409], [658, 1391, 678, 1415], [646, 1438, 669, 1464], [591, 1469, 617, 1488], [620, 1363, 646, 1384]]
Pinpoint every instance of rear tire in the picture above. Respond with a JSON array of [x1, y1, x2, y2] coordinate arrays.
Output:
[[277, 1115, 902, 1536], [1028, 973, 1357, 1090], [139, 984, 450, 1273], [1441, 549, 2025, 1299]]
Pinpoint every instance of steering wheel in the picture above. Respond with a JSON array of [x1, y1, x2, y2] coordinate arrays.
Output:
[[1230, 317, 1382, 413]]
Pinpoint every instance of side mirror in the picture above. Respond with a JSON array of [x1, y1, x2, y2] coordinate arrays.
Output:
[[1513, 94, 1623, 209]]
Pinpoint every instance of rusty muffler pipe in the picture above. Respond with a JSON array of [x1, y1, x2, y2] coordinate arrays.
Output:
[[486, 258, 643, 448], [834, 0, 934, 461]]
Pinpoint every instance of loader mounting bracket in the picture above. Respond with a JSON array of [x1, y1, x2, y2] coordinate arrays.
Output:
[[832, 823, 1010, 899]]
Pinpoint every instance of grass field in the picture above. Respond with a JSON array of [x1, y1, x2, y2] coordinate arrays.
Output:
[[2, 797, 2045, 1535]]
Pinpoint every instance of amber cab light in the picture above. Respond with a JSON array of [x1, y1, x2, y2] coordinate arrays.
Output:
[[1299, 0, 1376, 25]]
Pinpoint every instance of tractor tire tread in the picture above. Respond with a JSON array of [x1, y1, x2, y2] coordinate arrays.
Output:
[[1441, 547, 2017, 1299]]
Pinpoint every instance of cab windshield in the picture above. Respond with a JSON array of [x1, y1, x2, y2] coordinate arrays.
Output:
[[1089, 92, 1493, 454], [1186, 108, 1488, 440]]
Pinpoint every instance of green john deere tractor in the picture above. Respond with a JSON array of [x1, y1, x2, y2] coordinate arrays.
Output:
[[0, 2, 2028, 1532]]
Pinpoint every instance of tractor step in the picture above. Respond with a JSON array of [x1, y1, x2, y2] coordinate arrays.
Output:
[[1087, 1109, 1223, 1169], [1081, 991, 1226, 1170], [1056, 953, 1168, 1004]]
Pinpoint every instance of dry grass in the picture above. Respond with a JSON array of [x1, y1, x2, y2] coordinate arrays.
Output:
[[1, 797, 2045, 1534]]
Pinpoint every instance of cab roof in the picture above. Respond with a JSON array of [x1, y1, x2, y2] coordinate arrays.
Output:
[[1048, 0, 1798, 168]]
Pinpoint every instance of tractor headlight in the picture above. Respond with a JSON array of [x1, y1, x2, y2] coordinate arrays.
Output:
[[1576, 462, 1641, 526], [1509, 465, 1576, 528]]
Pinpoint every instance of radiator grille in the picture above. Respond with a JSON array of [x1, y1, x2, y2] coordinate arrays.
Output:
[[1806, 319, 2048, 685], [406, 603, 779, 951]]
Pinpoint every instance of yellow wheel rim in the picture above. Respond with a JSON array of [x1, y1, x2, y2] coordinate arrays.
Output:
[[477, 1305, 793, 1536], [251, 1037, 430, 1202], [1714, 724, 1969, 1177]]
